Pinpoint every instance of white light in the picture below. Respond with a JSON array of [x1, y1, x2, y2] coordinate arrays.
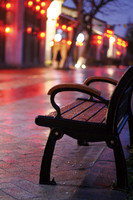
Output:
[[81, 64, 86, 69], [75, 63, 80, 69], [54, 33, 62, 42], [76, 33, 85, 43], [110, 36, 115, 44], [47, 0, 61, 20]]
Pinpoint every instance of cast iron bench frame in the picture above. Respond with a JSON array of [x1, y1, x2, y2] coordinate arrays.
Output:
[[35, 66, 133, 189]]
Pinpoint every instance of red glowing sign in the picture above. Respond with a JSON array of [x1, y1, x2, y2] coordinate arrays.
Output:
[[104, 29, 114, 38], [91, 35, 103, 45], [117, 38, 128, 48]]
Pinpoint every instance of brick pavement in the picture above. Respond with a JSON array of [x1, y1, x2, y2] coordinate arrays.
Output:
[[0, 66, 129, 199]]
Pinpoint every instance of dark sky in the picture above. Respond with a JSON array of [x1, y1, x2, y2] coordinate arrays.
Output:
[[96, 0, 133, 38]]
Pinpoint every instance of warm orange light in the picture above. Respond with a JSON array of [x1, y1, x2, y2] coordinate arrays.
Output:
[[35, 5, 40, 11], [62, 25, 67, 30], [50, 40, 54, 47], [36, 0, 40, 2], [67, 26, 72, 32], [117, 51, 121, 56], [91, 34, 103, 45], [40, 9, 45, 15], [40, 32, 46, 38], [117, 38, 122, 46], [5, 27, 12, 34], [27, 1, 33, 7], [76, 41, 83, 46], [104, 29, 114, 38], [106, 29, 114, 35], [6, 3, 12, 9], [27, 27, 32, 34], [67, 40, 72, 45], [62, 39, 66, 44], [41, 2, 46, 7], [56, 23, 59, 27], [97, 35, 102, 39], [97, 40, 102, 44]]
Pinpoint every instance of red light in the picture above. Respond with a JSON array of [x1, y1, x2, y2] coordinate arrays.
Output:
[[104, 29, 114, 38], [76, 42, 83, 47], [56, 23, 59, 27], [5, 27, 12, 34], [6, 3, 12, 10], [62, 25, 67, 30], [40, 9, 45, 15], [97, 40, 102, 44], [67, 27, 72, 32], [27, 1, 33, 7], [117, 51, 121, 56], [62, 39, 66, 44], [39, 32, 46, 38], [35, 5, 40, 11], [27, 27, 32, 34], [117, 38, 122, 46], [67, 40, 72, 45], [91, 35, 103, 45], [41, 2, 46, 7]]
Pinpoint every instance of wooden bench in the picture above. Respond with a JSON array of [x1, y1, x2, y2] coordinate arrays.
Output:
[[35, 66, 133, 189]]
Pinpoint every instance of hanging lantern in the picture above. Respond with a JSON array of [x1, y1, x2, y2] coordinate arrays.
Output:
[[35, 5, 41, 11], [26, 27, 32, 34], [6, 3, 12, 10], [67, 26, 72, 32], [5, 26, 12, 34], [27, 1, 33, 8], [67, 40, 72, 46], [40, 9, 45, 15], [39, 32, 46, 38], [62, 25, 67, 30], [41, 2, 46, 7]]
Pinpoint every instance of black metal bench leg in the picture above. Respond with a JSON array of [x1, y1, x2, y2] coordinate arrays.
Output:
[[113, 137, 128, 189], [39, 129, 57, 185], [128, 115, 133, 146]]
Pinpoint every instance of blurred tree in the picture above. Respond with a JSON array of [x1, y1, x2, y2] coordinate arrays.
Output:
[[63, 0, 127, 69], [126, 26, 133, 55]]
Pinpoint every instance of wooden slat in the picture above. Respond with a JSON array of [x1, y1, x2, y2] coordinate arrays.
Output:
[[73, 103, 105, 122], [61, 101, 95, 119], [88, 107, 107, 123], [48, 99, 84, 117]]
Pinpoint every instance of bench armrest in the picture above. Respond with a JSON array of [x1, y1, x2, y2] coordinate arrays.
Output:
[[48, 83, 108, 116], [84, 76, 118, 86]]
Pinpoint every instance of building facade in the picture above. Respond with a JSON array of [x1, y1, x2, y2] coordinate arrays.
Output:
[[0, 0, 48, 67], [0, 0, 128, 68]]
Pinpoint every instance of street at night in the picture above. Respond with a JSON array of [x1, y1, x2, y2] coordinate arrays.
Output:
[[0, 66, 129, 199]]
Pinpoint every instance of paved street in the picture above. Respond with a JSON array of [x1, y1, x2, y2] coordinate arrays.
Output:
[[0, 65, 129, 199]]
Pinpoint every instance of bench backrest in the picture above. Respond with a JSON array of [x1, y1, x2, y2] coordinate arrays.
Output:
[[106, 66, 133, 134]]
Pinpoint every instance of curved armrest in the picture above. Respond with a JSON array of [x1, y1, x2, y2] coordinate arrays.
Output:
[[84, 76, 118, 86], [48, 83, 108, 116]]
